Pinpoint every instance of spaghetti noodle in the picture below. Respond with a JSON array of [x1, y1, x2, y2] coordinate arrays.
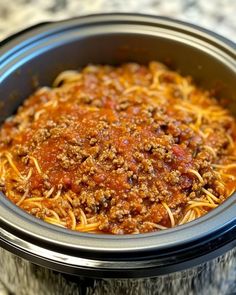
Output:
[[0, 62, 236, 234]]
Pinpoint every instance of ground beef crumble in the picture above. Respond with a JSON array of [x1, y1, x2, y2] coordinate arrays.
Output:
[[0, 62, 236, 234]]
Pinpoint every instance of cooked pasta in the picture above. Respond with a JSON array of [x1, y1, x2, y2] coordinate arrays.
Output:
[[0, 62, 235, 234]]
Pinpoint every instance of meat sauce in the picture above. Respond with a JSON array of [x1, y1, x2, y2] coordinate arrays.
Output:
[[0, 62, 235, 234]]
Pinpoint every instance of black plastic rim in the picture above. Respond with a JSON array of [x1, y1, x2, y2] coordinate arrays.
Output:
[[0, 13, 236, 278]]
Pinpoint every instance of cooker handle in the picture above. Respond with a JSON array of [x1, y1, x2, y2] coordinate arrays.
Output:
[[0, 22, 52, 46]]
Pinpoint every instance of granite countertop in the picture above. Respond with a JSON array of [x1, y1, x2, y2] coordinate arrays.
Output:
[[0, 0, 235, 294], [0, 0, 236, 42]]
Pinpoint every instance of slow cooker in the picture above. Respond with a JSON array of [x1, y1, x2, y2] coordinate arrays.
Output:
[[0, 13, 235, 294]]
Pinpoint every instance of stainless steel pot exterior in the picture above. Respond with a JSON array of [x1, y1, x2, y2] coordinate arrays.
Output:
[[1, 247, 236, 295], [0, 14, 236, 278]]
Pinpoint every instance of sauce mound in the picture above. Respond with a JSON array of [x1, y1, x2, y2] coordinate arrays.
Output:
[[0, 62, 236, 234]]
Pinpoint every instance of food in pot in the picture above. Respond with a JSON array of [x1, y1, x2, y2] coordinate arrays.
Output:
[[0, 62, 235, 234]]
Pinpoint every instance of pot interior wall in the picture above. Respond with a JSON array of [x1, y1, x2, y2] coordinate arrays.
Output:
[[0, 31, 236, 123]]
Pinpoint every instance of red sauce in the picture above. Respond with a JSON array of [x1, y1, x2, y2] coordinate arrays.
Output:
[[0, 62, 235, 234]]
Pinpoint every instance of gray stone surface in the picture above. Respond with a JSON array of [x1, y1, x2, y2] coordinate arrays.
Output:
[[0, 0, 235, 294], [0, 0, 236, 42]]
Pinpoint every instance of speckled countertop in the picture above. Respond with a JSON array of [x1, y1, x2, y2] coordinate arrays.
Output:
[[0, 0, 236, 294], [0, 0, 236, 42]]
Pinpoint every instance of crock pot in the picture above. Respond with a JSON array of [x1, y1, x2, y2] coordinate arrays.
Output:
[[0, 13, 236, 294]]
